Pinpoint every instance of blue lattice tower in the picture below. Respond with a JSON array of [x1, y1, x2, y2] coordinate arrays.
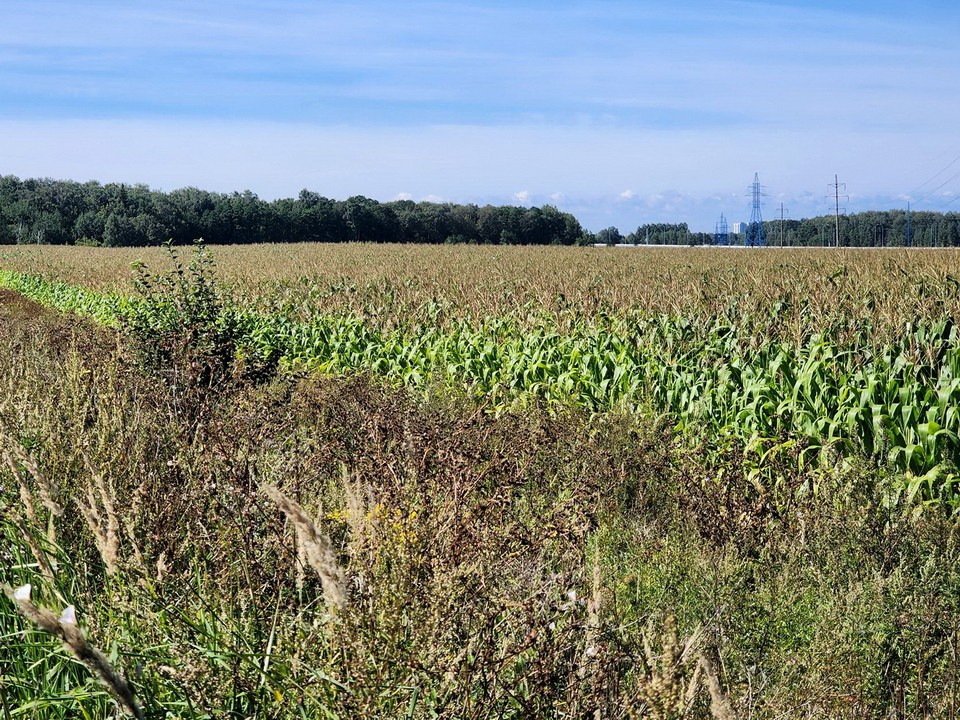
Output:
[[746, 173, 766, 246], [714, 213, 728, 246]]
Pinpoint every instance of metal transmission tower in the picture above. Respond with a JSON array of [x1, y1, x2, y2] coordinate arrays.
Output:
[[714, 213, 729, 246], [746, 173, 766, 246]]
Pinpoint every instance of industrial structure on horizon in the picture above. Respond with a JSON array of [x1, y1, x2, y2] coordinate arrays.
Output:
[[715, 173, 766, 246]]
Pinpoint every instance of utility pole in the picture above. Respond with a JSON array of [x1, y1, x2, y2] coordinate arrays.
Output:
[[779, 202, 788, 247], [827, 175, 848, 247], [906, 202, 911, 247]]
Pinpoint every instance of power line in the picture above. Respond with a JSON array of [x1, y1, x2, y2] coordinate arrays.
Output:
[[912, 166, 960, 206], [937, 193, 960, 210], [904, 145, 960, 200]]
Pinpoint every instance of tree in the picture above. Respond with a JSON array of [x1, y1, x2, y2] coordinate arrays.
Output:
[[74, 210, 107, 245], [595, 227, 623, 245], [342, 196, 400, 243]]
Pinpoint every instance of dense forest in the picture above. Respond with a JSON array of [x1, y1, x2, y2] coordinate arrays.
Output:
[[0, 176, 587, 247], [1, 175, 958, 247]]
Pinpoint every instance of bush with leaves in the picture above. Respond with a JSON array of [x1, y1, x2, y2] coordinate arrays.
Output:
[[122, 240, 277, 409]]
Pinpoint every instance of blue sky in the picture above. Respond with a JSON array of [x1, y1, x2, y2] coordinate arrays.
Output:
[[2, 1, 960, 233]]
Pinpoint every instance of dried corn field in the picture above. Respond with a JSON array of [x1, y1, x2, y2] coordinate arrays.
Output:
[[3, 243, 960, 330]]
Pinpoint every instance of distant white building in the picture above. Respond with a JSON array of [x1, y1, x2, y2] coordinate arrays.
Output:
[[731, 222, 747, 234]]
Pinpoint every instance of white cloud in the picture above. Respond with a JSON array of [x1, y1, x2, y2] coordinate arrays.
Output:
[[514, 190, 532, 205]]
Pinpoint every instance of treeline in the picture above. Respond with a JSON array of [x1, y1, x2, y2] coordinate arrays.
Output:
[[592, 223, 712, 246], [0, 176, 588, 247], [753, 210, 960, 248], [596, 212, 960, 248], [4, 175, 959, 248], [608, 211, 960, 248]]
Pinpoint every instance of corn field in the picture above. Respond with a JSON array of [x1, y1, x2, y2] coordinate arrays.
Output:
[[2, 244, 959, 500]]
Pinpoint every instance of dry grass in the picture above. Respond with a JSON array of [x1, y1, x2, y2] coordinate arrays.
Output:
[[76, 467, 122, 576], [3, 439, 61, 541], [2, 439, 61, 584], [260, 483, 349, 609]]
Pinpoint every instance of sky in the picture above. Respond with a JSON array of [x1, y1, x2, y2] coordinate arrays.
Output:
[[2, 1, 960, 233]]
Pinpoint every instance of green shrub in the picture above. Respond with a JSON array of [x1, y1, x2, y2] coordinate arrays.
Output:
[[121, 241, 279, 417]]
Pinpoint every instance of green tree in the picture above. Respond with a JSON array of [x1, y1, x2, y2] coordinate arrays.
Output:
[[74, 210, 107, 245], [596, 226, 623, 245]]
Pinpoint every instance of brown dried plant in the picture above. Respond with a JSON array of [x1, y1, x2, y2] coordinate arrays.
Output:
[[699, 652, 736, 720], [76, 466, 121, 576], [3, 439, 62, 545], [4, 583, 144, 719], [341, 463, 371, 550], [2, 441, 60, 583], [629, 613, 736, 720], [261, 483, 349, 610]]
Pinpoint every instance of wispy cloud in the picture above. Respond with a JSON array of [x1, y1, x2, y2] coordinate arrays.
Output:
[[6, 1, 955, 127]]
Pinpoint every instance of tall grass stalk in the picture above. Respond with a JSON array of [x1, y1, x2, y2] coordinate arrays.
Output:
[[261, 484, 350, 610], [4, 584, 144, 719]]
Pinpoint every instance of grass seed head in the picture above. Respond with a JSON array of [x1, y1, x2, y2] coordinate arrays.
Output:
[[261, 483, 349, 610], [4, 584, 144, 719]]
